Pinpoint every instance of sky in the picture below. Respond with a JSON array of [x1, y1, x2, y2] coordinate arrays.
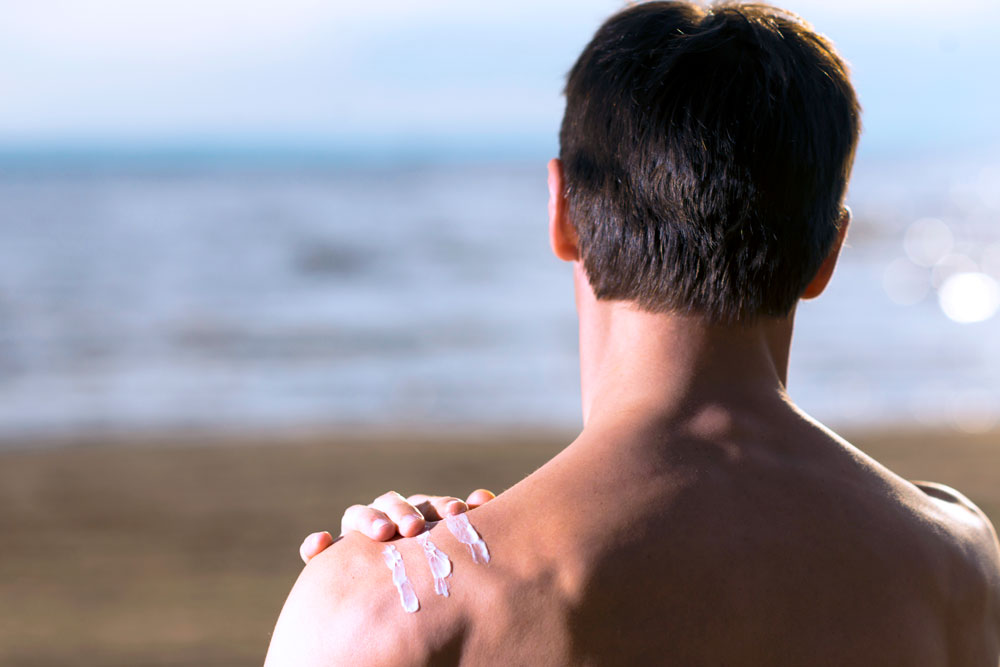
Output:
[[1, 0, 998, 159]]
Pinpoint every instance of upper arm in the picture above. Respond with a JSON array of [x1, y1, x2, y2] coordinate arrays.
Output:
[[264, 548, 356, 667], [264, 535, 408, 667], [912, 481, 1000, 657]]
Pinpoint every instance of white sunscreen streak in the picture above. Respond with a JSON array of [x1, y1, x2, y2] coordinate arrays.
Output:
[[417, 532, 452, 597], [445, 513, 490, 564], [382, 545, 419, 613]]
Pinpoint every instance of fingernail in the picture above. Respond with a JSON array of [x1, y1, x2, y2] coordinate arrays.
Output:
[[372, 519, 392, 536], [446, 501, 465, 515], [301, 532, 323, 558]]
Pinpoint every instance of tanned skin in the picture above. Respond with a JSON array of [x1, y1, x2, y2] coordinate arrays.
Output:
[[264, 161, 1000, 665]]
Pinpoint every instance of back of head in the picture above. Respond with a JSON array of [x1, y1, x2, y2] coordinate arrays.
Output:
[[559, 1, 861, 324]]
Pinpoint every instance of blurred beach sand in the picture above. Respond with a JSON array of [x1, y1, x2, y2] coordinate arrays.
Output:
[[1, 427, 998, 666]]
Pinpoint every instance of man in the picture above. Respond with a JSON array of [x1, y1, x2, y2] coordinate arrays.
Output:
[[266, 2, 1000, 664]]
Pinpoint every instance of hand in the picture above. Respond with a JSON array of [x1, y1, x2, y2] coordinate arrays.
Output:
[[298, 488, 496, 563]]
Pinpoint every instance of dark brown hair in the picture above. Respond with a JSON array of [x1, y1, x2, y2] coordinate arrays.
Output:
[[559, 1, 861, 323]]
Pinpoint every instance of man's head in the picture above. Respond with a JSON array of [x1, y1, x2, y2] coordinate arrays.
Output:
[[554, 1, 860, 324]]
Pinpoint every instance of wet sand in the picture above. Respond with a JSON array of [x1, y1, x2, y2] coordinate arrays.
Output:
[[1, 426, 998, 666]]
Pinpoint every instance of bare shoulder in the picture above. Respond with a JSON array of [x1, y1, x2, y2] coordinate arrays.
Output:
[[911, 480, 1000, 555], [910, 480, 1000, 655], [264, 532, 441, 667]]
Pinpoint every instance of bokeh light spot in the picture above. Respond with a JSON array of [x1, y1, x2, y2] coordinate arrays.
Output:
[[903, 218, 953, 267], [949, 390, 999, 434], [931, 253, 978, 288], [937, 272, 1000, 323], [982, 243, 1000, 280]]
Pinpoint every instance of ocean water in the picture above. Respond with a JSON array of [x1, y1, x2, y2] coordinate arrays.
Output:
[[0, 154, 998, 442]]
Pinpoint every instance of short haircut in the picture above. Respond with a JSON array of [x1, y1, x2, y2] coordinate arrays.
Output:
[[559, 1, 861, 323]]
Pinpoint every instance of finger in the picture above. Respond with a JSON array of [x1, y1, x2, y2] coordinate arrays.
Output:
[[370, 491, 426, 537], [341, 504, 395, 540], [299, 531, 334, 564], [466, 488, 496, 508], [406, 493, 435, 517], [405, 494, 465, 521], [431, 496, 468, 518]]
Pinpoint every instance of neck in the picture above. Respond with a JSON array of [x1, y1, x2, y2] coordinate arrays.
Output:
[[573, 267, 795, 431]]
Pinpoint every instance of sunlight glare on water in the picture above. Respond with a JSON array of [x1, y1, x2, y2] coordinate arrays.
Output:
[[903, 218, 953, 267], [949, 389, 999, 434], [982, 244, 1000, 280], [931, 253, 978, 289], [937, 272, 1000, 324]]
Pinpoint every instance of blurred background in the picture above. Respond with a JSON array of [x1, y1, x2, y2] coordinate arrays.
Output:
[[1, 1, 998, 664]]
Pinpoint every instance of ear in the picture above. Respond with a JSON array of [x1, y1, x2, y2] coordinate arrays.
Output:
[[801, 206, 851, 300], [547, 158, 579, 262]]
